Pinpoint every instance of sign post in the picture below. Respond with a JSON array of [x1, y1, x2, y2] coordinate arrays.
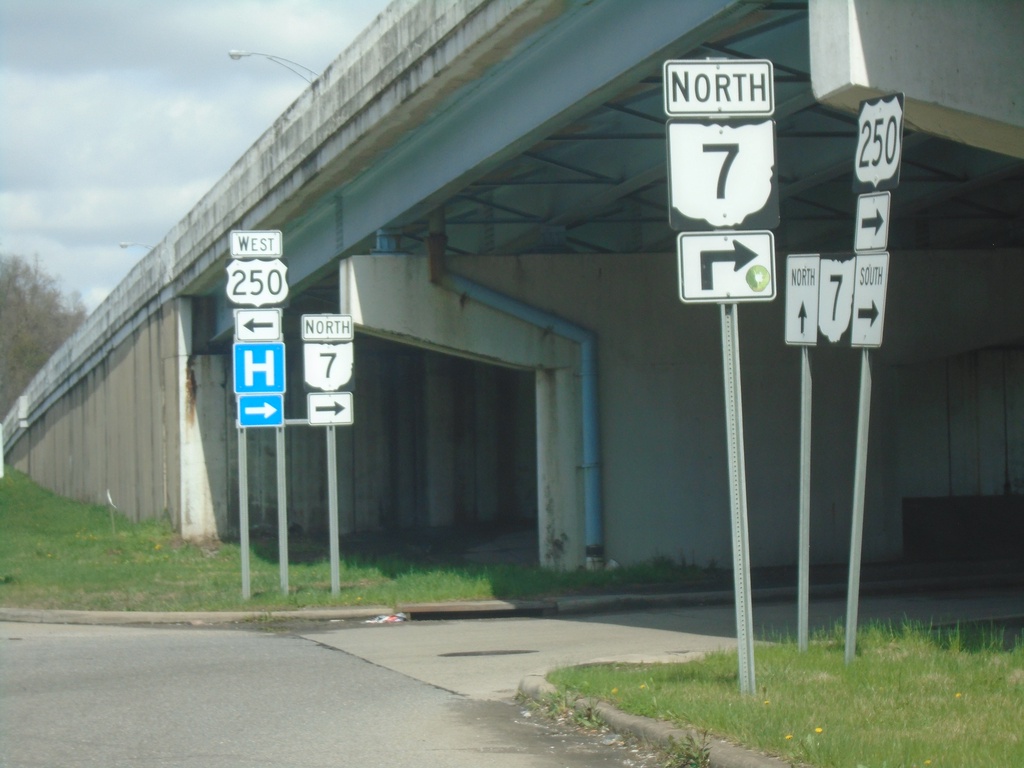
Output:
[[301, 313, 355, 594], [276, 425, 288, 595], [720, 302, 756, 694], [844, 94, 902, 663], [237, 425, 251, 599], [845, 348, 872, 665], [326, 426, 341, 594], [784, 254, 819, 650], [227, 230, 290, 598], [666, 58, 778, 695]]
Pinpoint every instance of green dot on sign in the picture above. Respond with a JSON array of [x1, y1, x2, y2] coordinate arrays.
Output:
[[746, 265, 770, 292]]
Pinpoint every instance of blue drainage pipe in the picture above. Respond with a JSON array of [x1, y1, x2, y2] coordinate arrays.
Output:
[[438, 271, 604, 565]]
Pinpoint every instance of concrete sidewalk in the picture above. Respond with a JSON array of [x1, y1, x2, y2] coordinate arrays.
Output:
[[299, 587, 1023, 768], [300, 588, 1024, 700]]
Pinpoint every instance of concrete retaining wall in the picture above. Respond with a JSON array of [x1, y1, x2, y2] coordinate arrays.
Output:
[[7, 304, 181, 525]]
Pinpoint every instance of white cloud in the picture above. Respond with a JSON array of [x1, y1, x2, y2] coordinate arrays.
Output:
[[0, 0, 390, 310]]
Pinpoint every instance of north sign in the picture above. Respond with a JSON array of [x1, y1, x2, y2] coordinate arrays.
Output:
[[663, 59, 774, 118], [678, 230, 776, 303], [784, 254, 820, 346], [301, 314, 354, 342]]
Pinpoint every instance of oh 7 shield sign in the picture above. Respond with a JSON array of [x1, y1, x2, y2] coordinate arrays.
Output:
[[304, 343, 353, 391], [667, 119, 778, 231]]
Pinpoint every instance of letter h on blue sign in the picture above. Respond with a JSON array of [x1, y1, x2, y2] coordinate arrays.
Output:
[[233, 342, 286, 394]]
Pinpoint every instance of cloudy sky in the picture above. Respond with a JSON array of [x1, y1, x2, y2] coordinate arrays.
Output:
[[1, 0, 390, 311]]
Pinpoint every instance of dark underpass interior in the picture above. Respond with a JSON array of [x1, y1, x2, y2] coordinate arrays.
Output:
[[240, 334, 540, 564]]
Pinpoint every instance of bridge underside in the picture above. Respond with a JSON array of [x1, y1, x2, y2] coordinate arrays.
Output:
[[6, 0, 1023, 571]]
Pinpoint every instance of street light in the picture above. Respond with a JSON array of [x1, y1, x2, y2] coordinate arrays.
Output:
[[228, 50, 319, 83], [119, 242, 154, 250]]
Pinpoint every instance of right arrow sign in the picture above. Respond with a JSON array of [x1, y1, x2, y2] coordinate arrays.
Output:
[[307, 392, 354, 426], [854, 192, 891, 252], [678, 231, 776, 303]]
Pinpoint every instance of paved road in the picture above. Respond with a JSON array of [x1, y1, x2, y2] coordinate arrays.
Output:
[[3, 587, 1022, 767], [0, 621, 664, 768]]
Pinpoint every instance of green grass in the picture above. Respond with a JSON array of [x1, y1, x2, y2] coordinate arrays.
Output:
[[0, 466, 707, 611], [548, 622, 1024, 768]]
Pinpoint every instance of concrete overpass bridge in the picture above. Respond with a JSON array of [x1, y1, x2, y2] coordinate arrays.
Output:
[[5, 0, 1023, 571]]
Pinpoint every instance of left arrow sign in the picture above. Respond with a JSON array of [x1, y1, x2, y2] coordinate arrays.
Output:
[[234, 308, 282, 341]]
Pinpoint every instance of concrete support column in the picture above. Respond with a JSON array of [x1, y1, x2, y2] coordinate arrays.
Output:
[[535, 367, 583, 569], [474, 365, 500, 522], [177, 299, 230, 542], [424, 355, 456, 526]]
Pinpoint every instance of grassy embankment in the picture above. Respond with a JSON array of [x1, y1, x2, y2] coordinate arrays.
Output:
[[0, 466, 705, 611], [548, 622, 1024, 768]]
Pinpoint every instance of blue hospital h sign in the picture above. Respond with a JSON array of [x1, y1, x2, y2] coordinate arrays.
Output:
[[233, 342, 286, 394]]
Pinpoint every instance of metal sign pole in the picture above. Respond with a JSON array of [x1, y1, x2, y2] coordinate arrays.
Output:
[[326, 425, 341, 594], [845, 348, 873, 664], [798, 346, 813, 651], [276, 426, 289, 595], [720, 303, 756, 694], [238, 426, 251, 599]]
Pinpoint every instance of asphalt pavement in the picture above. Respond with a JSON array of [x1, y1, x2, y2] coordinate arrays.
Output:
[[4, 566, 1023, 768]]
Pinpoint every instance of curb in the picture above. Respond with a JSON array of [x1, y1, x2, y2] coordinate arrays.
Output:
[[0, 606, 393, 626], [518, 673, 795, 768], [4, 565, 1024, 626]]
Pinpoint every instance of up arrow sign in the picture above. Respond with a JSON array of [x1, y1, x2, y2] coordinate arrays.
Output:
[[784, 255, 820, 345]]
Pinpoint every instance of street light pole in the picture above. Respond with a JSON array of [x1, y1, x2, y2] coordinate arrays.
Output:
[[228, 50, 319, 83]]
